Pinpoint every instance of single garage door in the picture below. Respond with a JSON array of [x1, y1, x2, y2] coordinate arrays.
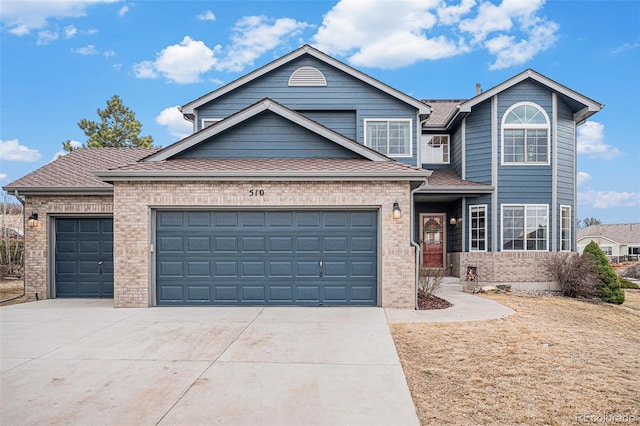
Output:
[[55, 218, 114, 298], [156, 210, 377, 306]]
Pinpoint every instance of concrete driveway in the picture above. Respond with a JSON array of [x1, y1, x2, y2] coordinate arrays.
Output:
[[1, 299, 419, 426]]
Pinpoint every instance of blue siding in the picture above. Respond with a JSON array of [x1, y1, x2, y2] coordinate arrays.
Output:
[[178, 111, 360, 159], [196, 55, 418, 164], [298, 110, 356, 140], [451, 125, 463, 176], [465, 101, 492, 185], [556, 99, 575, 207], [497, 80, 553, 206]]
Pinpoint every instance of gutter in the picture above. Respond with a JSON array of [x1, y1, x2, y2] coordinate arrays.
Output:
[[1, 191, 26, 304], [410, 179, 429, 310]]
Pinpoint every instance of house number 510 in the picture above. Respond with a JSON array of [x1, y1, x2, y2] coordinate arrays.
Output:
[[249, 189, 264, 196]]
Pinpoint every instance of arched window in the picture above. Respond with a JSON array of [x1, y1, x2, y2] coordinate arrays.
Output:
[[501, 102, 550, 164]]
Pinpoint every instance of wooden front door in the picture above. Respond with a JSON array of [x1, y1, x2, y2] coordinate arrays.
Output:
[[421, 214, 445, 268]]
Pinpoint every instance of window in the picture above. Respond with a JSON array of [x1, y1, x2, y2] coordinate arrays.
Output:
[[201, 118, 221, 129], [502, 102, 550, 164], [421, 135, 449, 164], [600, 246, 612, 256], [628, 246, 640, 255], [502, 205, 548, 251], [560, 205, 571, 251], [469, 205, 487, 251], [365, 119, 411, 157]]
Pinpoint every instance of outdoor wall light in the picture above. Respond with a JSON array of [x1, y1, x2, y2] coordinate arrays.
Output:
[[27, 212, 39, 228], [392, 201, 402, 219], [449, 217, 457, 225]]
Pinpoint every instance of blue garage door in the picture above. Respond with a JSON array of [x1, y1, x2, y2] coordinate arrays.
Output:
[[156, 210, 377, 306], [55, 218, 114, 298]]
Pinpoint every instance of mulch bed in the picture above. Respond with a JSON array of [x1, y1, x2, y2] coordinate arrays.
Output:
[[417, 292, 453, 310]]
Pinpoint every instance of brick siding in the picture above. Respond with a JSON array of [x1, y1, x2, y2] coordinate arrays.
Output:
[[113, 181, 416, 308]]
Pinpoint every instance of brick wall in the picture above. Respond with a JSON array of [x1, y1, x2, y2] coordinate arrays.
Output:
[[23, 195, 113, 301], [450, 251, 560, 290], [113, 180, 415, 308]]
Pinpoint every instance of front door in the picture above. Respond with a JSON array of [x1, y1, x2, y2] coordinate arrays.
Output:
[[420, 214, 445, 268]]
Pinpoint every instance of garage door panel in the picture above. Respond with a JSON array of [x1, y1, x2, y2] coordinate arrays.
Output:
[[214, 261, 238, 277], [156, 210, 377, 306], [55, 218, 113, 298]]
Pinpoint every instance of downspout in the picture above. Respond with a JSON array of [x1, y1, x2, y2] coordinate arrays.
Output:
[[411, 179, 428, 310], [0, 191, 26, 303]]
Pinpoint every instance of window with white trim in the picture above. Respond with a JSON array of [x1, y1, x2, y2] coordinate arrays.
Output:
[[202, 118, 221, 129], [469, 205, 487, 251], [560, 205, 571, 251], [365, 119, 411, 157], [502, 204, 548, 251], [628, 246, 640, 256], [421, 135, 449, 164], [502, 102, 550, 164]]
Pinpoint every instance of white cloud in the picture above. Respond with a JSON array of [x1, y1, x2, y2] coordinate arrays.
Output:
[[37, 30, 59, 45], [73, 44, 99, 55], [133, 36, 220, 84], [132, 60, 157, 79], [577, 121, 621, 160], [64, 25, 77, 38], [103, 49, 116, 58], [197, 10, 216, 22], [579, 190, 640, 209], [610, 41, 640, 56], [118, 5, 129, 17], [577, 171, 591, 187], [156, 107, 193, 139], [0, 173, 7, 181], [0, 139, 42, 162], [312, 0, 557, 70], [216, 16, 311, 72], [0, 0, 118, 36]]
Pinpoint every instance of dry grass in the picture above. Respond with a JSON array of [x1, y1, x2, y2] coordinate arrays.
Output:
[[391, 290, 640, 425], [0, 277, 25, 306]]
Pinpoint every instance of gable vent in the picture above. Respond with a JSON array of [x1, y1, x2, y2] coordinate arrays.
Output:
[[288, 66, 327, 87]]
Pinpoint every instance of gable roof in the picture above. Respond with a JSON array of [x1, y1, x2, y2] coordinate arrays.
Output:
[[421, 100, 465, 128], [144, 98, 391, 162], [3, 148, 159, 195], [419, 169, 493, 194], [180, 44, 430, 120], [458, 69, 604, 123], [577, 223, 640, 246]]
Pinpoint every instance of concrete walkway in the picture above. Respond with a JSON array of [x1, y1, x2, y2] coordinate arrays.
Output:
[[0, 300, 419, 426], [385, 283, 516, 323]]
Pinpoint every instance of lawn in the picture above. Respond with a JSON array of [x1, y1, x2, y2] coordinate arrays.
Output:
[[391, 290, 640, 425]]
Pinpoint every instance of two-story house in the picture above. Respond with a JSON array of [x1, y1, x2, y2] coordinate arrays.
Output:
[[4, 45, 603, 308]]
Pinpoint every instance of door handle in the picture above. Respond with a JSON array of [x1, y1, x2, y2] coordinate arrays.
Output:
[[319, 261, 323, 277], [98, 261, 103, 275]]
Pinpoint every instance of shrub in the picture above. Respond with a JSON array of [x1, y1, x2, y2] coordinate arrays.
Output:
[[544, 253, 598, 298], [583, 242, 625, 304], [619, 277, 639, 289], [418, 266, 445, 298], [621, 263, 640, 280]]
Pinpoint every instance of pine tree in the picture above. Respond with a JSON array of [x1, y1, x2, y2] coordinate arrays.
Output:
[[62, 95, 153, 152], [583, 241, 625, 304]]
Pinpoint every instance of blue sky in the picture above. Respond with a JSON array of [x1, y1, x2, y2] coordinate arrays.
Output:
[[1, 0, 638, 223]]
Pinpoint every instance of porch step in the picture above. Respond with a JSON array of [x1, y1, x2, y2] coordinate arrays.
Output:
[[438, 276, 463, 292]]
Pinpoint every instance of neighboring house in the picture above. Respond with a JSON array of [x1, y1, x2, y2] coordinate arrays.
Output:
[[3, 45, 603, 308], [577, 224, 640, 261]]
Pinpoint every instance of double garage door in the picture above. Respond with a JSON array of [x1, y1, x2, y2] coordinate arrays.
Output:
[[156, 210, 378, 306]]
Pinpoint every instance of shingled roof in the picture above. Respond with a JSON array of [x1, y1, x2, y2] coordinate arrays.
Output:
[[3, 148, 159, 194], [421, 100, 465, 127], [96, 157, 431, 181], [419, 169, 493, 193], [577, 223, 640, 245]]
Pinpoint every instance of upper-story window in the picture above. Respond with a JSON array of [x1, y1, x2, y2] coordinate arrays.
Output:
[[421, 135, 449, 164], [365, 119, 412, 157], [501, 102, 550, 165]]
